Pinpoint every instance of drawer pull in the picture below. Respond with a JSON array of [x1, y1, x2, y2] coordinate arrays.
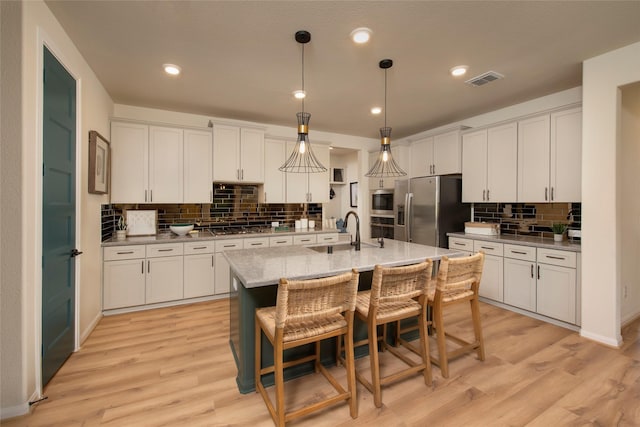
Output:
[[480, 246, 495, 251], [223, 244, 237, 248], [250, 243, 263, 246], [158, 248, 173, 252], [545, 255, 566, 260], [512, 250, 527, 255], [300, 239, 311, 242], [193, 246, 207, 250], [453, 242, 468, 247], [276, 240, 287, 244], [117, 251, 135, 255]]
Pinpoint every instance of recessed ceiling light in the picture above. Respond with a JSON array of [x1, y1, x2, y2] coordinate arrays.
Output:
[[163, 63, 181, 76], [350, 27, 372, 44], [450, 65, 468, 77], [371, 107, 382, 115], [293, 90, 306, 99]]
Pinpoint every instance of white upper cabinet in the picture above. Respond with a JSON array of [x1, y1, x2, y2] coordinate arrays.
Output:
[[285, 142, 330, 203], [111, 121, 213, 204], [213, 124, 264, 183], [410, 130, 462, 178], [111, 121, 149, 204], [148, 126, 184, 203], [183, 129, 213, 203], [263, 138, 287, 203], [462, 122, 517, 202], [550, 107, 582, 202], [517, 107, 582, 202]]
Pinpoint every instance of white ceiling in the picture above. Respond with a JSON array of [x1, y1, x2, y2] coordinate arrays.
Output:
[[45, 1, 640, 140]]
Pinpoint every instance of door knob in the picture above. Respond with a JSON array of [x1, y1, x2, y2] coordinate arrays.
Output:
[[70, 249, 83, 258]]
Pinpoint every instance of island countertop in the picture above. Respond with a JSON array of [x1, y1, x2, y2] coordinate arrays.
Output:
[[224, 238, 464, 288]]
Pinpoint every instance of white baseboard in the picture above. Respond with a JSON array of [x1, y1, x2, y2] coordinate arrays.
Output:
[[621, 311, 640, 328], [80, 310, 103, 346], [102, 294, 223, 316], [0, 390, 38, 421], [579, 329, 622, 348]]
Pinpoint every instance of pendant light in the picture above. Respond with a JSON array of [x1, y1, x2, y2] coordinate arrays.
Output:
[[365, 59, 407, 178], [280, 30, 327, 173]]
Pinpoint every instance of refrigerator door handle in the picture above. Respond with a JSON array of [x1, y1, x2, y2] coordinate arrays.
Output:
[[406, 192, 413, 242]]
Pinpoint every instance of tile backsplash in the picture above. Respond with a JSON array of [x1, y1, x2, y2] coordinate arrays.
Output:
[[102, 184, 322, 241], [473, 202, 581, 239]]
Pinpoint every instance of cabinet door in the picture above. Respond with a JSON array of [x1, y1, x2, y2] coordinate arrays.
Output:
[[308, 144, 330, 202], [213, 124, 241, 181], [146, 256, 184, 304], [536, 263, 576, 323], [487, 122, 518, 202], [433, 130, 461, 175], [110, 121, 148, 203], [263, 139, 286, 203], [184, 254, 215, 298], [410, 137, 433, 178], [478, 254, 503, 302], [184, 129, 213, 203], [240, 128, 264, 182], [103, 259, 146, 309], [518, 115, 551, 202], [550, 107, 582, 202], [149, 126, 183, 203], [214, 252, 232, 294], [503, 258, 536, 311], [462, 129, 487, 202]]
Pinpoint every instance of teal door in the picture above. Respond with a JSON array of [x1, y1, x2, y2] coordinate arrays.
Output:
[[42, 47, 78, 386]]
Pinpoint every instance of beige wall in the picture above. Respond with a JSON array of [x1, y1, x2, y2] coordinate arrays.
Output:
[[582, 41, 640, 346], [1, 0, 113, 418], [620, 82, 640, 323]]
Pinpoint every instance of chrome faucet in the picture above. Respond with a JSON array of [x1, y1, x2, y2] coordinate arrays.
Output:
[[344, 210, 361, 251]]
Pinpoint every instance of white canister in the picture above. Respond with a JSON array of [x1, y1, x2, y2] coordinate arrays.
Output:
[[308, 220, 315, 229], [300, 218, 308, 229], [295, 220, 301, 229]]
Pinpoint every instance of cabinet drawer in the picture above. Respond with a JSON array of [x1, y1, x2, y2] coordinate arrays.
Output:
[[244, 237, 270, 249], [104, 245, 146, 261], [146, 243, 184, 258], [317, 233, 339, 244], [473, 240, 504, 256], [293, 234, 317, 245], [183, 241, 215, 255], [537, 248, 576, 268], [269, 236, 293, 247], [449, 237, 473, 252], [215, 239, 244, 252], [504, 244, 536, 261]]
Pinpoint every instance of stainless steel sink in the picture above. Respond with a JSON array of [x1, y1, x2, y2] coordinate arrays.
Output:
[[306, 242, 377, 253]]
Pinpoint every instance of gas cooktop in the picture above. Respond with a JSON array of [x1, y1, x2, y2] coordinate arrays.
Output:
[[212, 227, 272, 236]]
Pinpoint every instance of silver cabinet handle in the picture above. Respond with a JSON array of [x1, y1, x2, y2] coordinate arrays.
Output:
[[530, 264, 534, 278], [551, 187, 554, 201], [432, 164, 435, 175], [264, 192, 267, 203], [275, 240, 287, 244], [482, 189, 486, 201], [212, 255, 214, 267], [486, 189, 490, 201], [241, 169, 244, 180], [223, 244, 237, 248], [158, 248, 173, 252], [545, 187, 548, 201], [480, 246, 495, 251], [193, 246, 207, 250], [545, 255, 566, 260], [147, 260, 150, 273], [250, 242, 262, 246], [512, 250, 527, 255], [537, 265, 540, 280], [117, 251, 134, 255], [150, 189, 153, 202], [453, 242, 468, 247], [142, 260, 144, 274]]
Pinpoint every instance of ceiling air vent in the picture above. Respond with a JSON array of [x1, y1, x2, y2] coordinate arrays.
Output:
[[465, 71, 504, 87]]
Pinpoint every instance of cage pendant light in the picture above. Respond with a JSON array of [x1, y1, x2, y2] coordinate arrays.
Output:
[[365, 59, 406, 178], [280, 30, 327, 173]]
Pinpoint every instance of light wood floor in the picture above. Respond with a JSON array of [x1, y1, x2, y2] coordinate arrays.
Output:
[[5, 299, 640, 426]]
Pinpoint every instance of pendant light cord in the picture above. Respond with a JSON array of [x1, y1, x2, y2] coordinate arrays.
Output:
[[301, 43, 305, 113], [384, 67, 387, 128]]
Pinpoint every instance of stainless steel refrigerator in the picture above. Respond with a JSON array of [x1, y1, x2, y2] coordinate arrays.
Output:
[[394, 175, 469, 248]]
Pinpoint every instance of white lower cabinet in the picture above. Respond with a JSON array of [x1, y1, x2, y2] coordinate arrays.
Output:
[[104, 258, 146, 310], [473, 240, 504, 302], [183, 242, 215, 299], [536, 248, 577, 324], [145, 243, 184, 304], [214, 239, 243, 295], [503, 244, 537, 311]]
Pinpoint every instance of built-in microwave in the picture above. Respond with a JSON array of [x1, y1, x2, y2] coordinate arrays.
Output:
[[370, 189, 394, 215]]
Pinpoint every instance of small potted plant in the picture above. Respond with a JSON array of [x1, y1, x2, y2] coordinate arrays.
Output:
[[551, 223, 567, 242], [116, 215, 127, 240]]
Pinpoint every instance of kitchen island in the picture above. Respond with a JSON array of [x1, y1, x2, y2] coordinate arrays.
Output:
[[224, 238, 463, 393]]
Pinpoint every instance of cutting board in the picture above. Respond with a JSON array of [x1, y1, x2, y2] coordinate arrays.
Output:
[[126, 210, 157, 235]]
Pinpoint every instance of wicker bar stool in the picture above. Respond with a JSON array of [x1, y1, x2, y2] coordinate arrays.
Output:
[[347, 260, 433, 408], [255, 270, 359, 426], [429, 252, 485, 378]]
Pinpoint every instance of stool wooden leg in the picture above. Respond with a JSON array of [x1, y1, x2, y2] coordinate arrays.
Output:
[[434, 301, 449, 378], [345, 319, 358, 418], [254, 317, 261, 392], [471, 297, 485, 361], [274, 332, 285, 427], [419, 309, 433, 386], [368, 320, 382, 408]]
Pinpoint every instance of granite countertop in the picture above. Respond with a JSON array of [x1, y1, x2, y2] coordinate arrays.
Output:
[[102, 228, 341, 247], [224, 238, 465, 288], [447, 232, 582, 252]]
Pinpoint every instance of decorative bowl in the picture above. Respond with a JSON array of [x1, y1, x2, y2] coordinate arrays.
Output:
[[170, 223, 194, 236]]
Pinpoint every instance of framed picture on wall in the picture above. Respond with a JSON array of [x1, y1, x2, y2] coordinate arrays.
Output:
[[88, 130, 110, 194], [350, 181, 358, 207]]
